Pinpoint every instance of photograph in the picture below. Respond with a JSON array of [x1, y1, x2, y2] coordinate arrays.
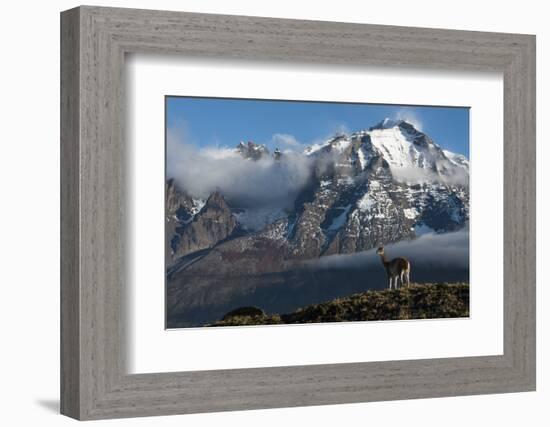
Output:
[[165, 97, 470, 328]]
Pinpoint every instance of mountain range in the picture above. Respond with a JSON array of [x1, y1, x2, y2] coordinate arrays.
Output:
[[165, 118, 470, 327]]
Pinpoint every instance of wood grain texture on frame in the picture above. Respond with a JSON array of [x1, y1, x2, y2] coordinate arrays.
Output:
[[60, 5, 536, 420]]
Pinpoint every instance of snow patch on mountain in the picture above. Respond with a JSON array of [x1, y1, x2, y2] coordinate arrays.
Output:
[[403, 207, 419, 220], [357, 193, 376, 212], [368, 120, 468, 185], [178, 198, 206, 224]]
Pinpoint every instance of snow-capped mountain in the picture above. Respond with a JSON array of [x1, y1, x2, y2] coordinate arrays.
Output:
[[306, 119, 468, 185], [165, 119, 470, 326], [166, 119, 469, 262]]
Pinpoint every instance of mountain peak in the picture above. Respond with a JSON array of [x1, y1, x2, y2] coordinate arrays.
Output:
[[205, 190, 229, 209], [235, 141, 270, 160], [370, 118, 419, 131]]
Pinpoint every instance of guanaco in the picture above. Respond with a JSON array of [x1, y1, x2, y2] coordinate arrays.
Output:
[[376, 246, 410, 290]]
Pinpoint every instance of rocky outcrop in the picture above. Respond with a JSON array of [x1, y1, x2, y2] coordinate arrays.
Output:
[[171, 191, 237, 259], [166, 179, 205, 259], [236, 141, 270, 160]]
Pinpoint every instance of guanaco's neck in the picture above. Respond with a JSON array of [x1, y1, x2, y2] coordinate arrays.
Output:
[[379, 253, 389, 267]]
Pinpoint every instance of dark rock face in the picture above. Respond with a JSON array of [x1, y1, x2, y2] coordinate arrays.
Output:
[[166, 179, 204, 259], [171, 191, 237, 259], [166, 178, 193, 216]]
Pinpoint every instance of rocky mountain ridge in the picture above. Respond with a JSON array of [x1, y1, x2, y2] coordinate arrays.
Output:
[[167, 119, 469, 262]]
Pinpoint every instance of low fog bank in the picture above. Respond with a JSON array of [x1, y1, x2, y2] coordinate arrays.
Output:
[[392, 166, 469, 186], [309, 229, 469, 273], [168, 230, 469, 327]]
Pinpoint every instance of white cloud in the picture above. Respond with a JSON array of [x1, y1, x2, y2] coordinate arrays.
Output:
[[167, 130, 314, 209], [269, 123, 349, 151], [391, 166, 469, 186], [334, 123, 350, 135], [271, 133, 301, 148]]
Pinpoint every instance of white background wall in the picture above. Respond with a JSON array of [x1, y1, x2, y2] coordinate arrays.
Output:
[[0, 0, 547, 425]]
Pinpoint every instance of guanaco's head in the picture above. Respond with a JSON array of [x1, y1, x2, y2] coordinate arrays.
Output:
[[376, 246, 384, 255]]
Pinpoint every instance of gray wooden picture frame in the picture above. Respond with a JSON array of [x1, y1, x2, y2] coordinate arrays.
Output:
[[60, 5, 536, 421]]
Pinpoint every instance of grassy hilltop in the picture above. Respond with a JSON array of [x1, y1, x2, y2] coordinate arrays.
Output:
[[209, 283, 469, 327]]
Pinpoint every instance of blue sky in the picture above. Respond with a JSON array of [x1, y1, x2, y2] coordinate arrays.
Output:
[[166, 97, 470, 158]]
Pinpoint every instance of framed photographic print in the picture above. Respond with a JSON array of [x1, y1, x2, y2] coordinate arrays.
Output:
[[61, 6, 536, 420]]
